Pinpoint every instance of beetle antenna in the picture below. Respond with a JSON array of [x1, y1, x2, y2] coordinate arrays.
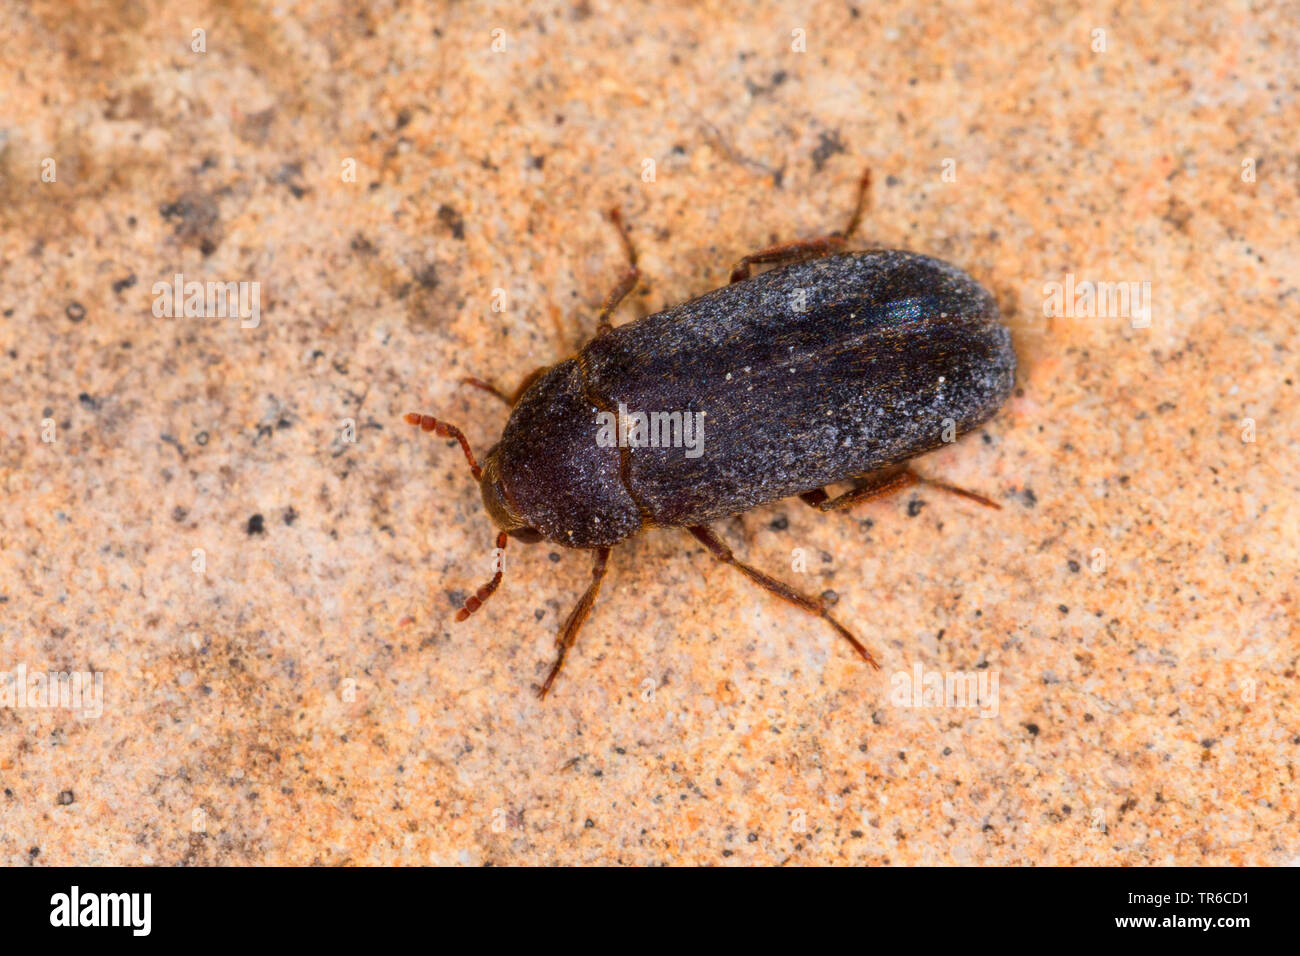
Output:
[[404, 412, 482, 480], [456, 531, 508, 621]]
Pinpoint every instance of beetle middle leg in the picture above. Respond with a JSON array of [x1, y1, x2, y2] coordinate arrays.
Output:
[[801, 465, 1001, 511], [537, 546, 612, 700], [687, 525, 878, 668], [729, 168, 872, 283]]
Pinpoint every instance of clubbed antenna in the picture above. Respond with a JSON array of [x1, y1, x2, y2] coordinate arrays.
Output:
[[404, 412, 482, 480], [456, 531, 508, 621], [405, 411, 506, 621]]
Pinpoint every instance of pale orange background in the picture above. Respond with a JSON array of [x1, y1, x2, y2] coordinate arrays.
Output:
[[0, 0, 1295, 864]]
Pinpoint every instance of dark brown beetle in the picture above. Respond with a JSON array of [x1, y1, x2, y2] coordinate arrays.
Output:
[[407, 170, 1015, 698]]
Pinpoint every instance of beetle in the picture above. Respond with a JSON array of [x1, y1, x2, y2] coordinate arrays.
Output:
[[406, 169, 1016, 699]]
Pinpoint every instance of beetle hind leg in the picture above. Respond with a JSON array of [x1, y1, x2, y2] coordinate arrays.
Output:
[[537, 547, 612, 700], [687, 525, 878, 669], [802, 466, 1001, 511]]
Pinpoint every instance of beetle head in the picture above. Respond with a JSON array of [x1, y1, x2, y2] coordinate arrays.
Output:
[[404, 411, 536, 622], [479, 446, 542, 542]]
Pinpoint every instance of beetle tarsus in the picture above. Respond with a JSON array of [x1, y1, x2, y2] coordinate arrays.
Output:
[[808, 467, 1001, 512], [687, 525, 878, 670], [536, 546, 611, 699], [838, 167, 872, 242], [595, 208, 641, 336], [916, 477, 1002, 510]]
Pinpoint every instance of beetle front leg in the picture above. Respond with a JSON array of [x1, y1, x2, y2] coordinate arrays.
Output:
[[461, 376, 512, 406], [687, 525, 878, 669], [728, 168, 872, 283], [461, 366, 548, 408], [537, 546, 612, 700], [594, 208, 640, 337]]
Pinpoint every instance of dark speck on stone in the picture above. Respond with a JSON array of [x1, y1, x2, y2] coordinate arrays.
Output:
[[584, 818, 594, 828], [78, 393, 98, 409], [172, 506, 188, 522], [283, 506, 298, 526], [66, 302, 86, 322], [811, 129, 846, 172], [769, 513, 789, 531], [548, 552, 561, 563], [1058, 604, 1069, 614], [907, 498, 925, 517], [438, 204, 465, 240], [1020, 487, 1037, 507], [1068, 559, 1080, 572], [57, 790, 75, 805], [1025, 723, 1040, 736], [413, 263, 439, 290], [246, 514, 265, 535]]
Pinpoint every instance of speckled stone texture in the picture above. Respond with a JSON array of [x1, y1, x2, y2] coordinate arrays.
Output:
[[1, 1, 1296, 865]]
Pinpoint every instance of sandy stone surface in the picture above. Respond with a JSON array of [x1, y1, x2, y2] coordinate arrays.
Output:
[[1, 1, 1296, 865]]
